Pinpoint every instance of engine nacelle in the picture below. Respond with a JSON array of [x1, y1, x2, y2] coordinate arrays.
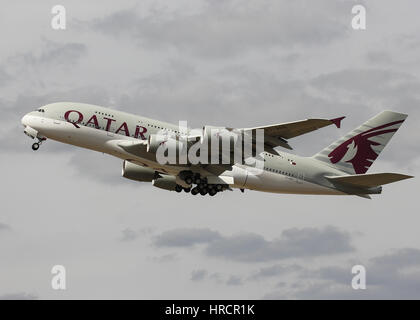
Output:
[[152, 175, 177, 191], [121, 161, 157, 182]]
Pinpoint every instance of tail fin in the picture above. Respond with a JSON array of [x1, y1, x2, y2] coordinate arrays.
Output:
[[313, 111, 407, 174]]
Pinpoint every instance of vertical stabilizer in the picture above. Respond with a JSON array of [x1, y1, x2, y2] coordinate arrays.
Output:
[[313, 111, 407, 174]]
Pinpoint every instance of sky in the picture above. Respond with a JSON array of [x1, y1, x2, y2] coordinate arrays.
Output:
[[0, 0, 420, 299]]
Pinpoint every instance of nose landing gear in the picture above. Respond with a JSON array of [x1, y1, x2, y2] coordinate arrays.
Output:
[[31, 138, 46, 151]]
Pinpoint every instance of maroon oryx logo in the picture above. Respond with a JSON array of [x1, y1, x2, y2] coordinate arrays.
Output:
[[328, 120, 403, 174]]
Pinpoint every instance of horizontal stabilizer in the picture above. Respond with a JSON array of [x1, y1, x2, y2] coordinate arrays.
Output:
[[326, 173, 413, 188]]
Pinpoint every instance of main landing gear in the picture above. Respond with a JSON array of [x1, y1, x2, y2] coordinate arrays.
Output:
[[175, 185, 192, 193], [176, 172, 226, 197]]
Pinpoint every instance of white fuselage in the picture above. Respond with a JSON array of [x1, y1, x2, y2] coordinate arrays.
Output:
[[21, 102, 347, 196]]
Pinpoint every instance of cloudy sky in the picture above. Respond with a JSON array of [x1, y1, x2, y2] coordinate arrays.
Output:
[[1, 0, 420, 299]]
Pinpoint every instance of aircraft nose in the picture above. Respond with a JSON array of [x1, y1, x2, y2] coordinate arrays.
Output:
[[21, 114, 30, 127]]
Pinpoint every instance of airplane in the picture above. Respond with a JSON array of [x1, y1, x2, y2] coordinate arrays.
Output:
[[21, 102, 413, 198]]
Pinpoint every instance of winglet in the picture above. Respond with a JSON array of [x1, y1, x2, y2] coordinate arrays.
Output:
[[329, 116, 345, 128]]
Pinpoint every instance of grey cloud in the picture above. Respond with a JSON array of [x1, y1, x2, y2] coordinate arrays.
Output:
[[38, 42, 86, 67], [265, 248, 420, 299], [365, 248, 420, 290], [120, 228, 139, 242], [67, 150, 127, 185], [152, 254, 177, 263], [396, 34, 420, 51], [310, 68, 420, 101], [205, 232, 266, 261], [190, 270, 243, 286], [134, 59, 196, 94], [0, 41, 88, 107], [251, 264, 303, 279], [226, 275, 243, 286], [90, 1, 350, 58], [209, 272, 223, 283], [7, 40, 87, 69], [300, 265, 350, 285], [205, 226, 354, 262], [115, 62, 364, 132], [366, 34, 420, 68], [370, 248, 420, 268], [276, 281, 287, 288], [0, 223, 11, 232], [291, 279, 420, 300], [120, 227, 156, 242], [154, 228, 221, 247], [365, 51, 394, 65], [263, 290, 288, 299], [0, 68, 11, 87], [191, 269, 208, 281], [154, 226, 353, 262], [0, 292, 38, 300]]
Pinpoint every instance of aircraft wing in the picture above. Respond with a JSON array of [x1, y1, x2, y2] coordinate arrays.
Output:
[[108, 116, 345, 163], [107, 139, 150, 158], [244, 117, 345, 150]]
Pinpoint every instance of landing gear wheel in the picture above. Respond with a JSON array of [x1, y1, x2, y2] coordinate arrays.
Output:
[[200, 188, 208, 196], [194, 177, 202, 184], [209, 189, 217, 196], [184, 187, 191, 193], [191, 187, 199, 195], [175, 185, 183, 193], [198, 183, 207, 189], [185, 177, 193, 185], [32, 143, 40, 151], [216, 184, 223, 191]]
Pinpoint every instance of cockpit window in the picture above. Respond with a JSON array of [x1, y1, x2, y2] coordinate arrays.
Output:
[[37, 108, 45, 113]]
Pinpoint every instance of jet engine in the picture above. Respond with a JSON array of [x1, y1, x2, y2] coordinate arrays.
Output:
[[121, 161, 158, 182], [152, 175, 177, 191]]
